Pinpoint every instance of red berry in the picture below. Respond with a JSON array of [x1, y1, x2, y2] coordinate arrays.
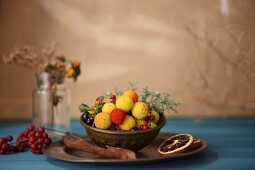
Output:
[[28, 124, 35, 131], [110, 95, 116, 100], [2, 143, 9, 151], [42, 133, 48, 139], [28, 131, 35, 137], [6, 135, 13, 142], [44, 138, 52, 145], [30, 143, 37, 150], [140, 124, 149, 130], [150, 115, 155, 121], [0, 138, 6, 145], [23, 130, 29, 137], [0, 150, 5, 155], [17, 146, 24, 152], [144, 124, 149, 129], [110, 95, 116, 104], [35, 131, 42, 138], [37, 144, 43, 150], [110, 109, 126, 125], [145, 116, 150, 122], [38, 127, 45, 133], [16, 136, 21, 141], [28, 141, 33, 146], [29, 136, 36, 143], [37, 137, 44, 145]]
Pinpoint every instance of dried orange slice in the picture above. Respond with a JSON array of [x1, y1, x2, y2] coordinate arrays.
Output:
[[186, 138, 202, 152], [158, 134, 193, 155]]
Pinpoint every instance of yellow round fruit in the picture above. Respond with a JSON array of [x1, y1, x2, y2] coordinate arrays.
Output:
[[94, 112, 112, 130], [132, 102, 149, 119], [116, 95, 134, 112], [119, 115, 136, 131], [102, 103, 116, 113], [123, 90, 139, 103], [135, 119, 147, 129], [150, 110, 160, 124]]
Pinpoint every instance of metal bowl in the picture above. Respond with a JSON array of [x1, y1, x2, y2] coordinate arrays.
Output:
[[80, 115, 166, 151]]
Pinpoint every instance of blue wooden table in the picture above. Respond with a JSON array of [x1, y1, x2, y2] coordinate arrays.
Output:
[[1, 118, 255, 170]]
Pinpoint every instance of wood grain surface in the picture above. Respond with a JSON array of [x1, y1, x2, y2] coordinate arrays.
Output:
[[1, 118, 255, 169]]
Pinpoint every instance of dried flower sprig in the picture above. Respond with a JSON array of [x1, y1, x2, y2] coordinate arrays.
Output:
[[2, 45, 45, 72], [2, 42, 59, 71], [2, 43, 81, 83]]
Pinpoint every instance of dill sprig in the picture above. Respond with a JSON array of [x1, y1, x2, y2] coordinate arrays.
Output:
[[128, 81, 138, 91], [114, 87, 123, 96], [103, 91, 112, 98], [140, 87, 180, 115]]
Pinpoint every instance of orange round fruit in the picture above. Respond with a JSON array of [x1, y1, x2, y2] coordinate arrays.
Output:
[[123, 90, 138, 103], [94, 112, 112, 130]]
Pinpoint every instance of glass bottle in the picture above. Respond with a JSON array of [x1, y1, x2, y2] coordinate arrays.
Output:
[[32, 72, 71, 132]]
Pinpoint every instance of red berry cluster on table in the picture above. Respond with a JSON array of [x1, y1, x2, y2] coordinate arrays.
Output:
[[0, 125, 52, 155], [80, 85, 180, 131]]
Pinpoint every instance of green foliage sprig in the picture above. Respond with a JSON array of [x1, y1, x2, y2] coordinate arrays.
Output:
[[79, 96, 105, 116], [140, 87, 180, 115], [128, 81, 138, 91]]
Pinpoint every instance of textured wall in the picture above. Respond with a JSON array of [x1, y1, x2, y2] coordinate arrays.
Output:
[[0, 0, 255, 119]]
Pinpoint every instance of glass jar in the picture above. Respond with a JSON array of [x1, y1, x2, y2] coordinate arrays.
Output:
[[32, 72, 71, 132]]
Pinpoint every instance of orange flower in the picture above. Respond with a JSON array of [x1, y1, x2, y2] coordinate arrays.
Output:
[[73, 61, 80, 68], [66, 67, 74, 77]]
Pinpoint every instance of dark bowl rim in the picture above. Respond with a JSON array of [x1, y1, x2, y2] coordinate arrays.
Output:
[[80, 114, 166, 135]]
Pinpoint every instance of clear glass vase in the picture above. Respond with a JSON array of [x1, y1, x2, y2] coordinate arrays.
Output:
[[32, 72, 71, 133]]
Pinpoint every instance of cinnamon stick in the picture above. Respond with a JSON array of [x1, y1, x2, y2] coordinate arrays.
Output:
[[63, 135, 136, 160]]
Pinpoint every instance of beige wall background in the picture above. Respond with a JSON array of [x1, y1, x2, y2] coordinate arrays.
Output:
[[0, 0, 255, 120]]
